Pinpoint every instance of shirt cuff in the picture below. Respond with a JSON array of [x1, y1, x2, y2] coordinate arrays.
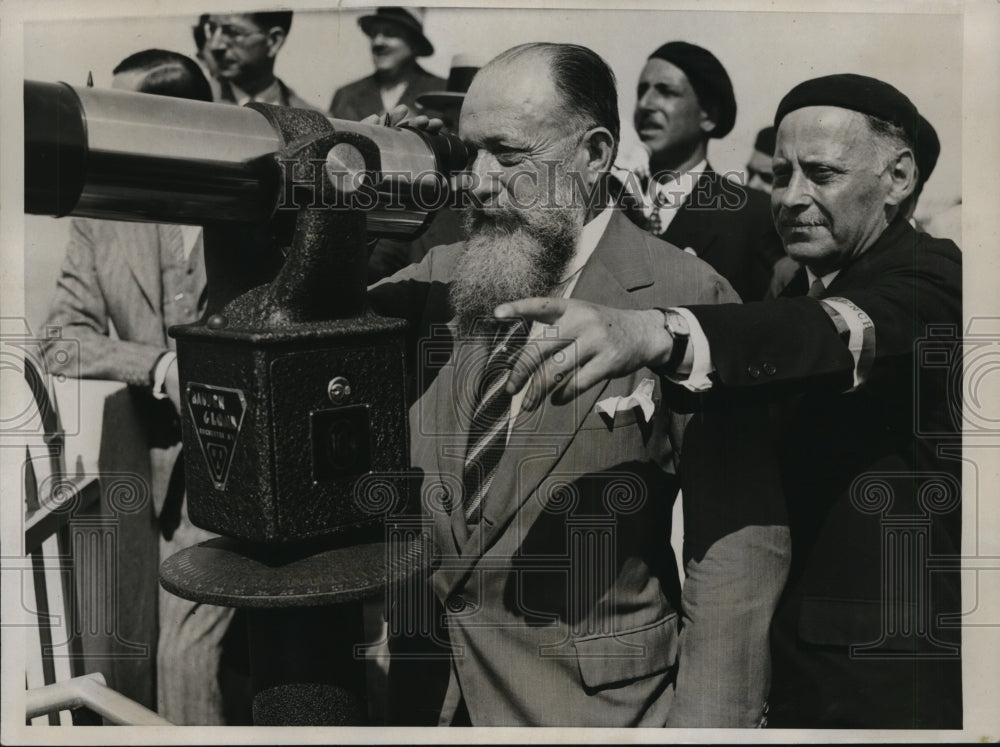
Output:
[[666, 307, 715, 392], [151, 351, 177, 400]]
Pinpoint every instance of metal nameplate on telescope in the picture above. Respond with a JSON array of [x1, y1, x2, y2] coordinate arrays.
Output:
[[185, 383, 248, 491]]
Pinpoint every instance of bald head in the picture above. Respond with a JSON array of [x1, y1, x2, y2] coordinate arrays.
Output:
[[467, 43, 619, 159]]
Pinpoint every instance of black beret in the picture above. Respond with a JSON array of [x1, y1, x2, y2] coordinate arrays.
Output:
[[915, 114, 940, 185], [753, 125, 776, 156], [648, 42, 736, 139], [775, 73, 939, 185]]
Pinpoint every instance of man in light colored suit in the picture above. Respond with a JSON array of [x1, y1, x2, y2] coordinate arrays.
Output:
[[368, 42, 789, 727], [42, 50, 248, 725]]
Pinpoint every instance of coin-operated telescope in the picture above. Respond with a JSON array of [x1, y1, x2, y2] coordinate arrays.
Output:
[[25, 80, 469, 725]]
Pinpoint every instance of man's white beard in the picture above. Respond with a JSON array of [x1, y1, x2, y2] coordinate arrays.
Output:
[[450, 204, 582, 338]]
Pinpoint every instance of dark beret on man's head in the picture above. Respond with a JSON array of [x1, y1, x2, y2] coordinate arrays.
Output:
[[754, 125, 776, 156], [774, 73, 941, 184], [775, 73, 919, 143], [915, 114, 940, 186], [648, 41, 736, 139]]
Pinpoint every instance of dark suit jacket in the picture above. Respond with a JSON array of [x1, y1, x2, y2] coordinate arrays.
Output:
[[217, 77, 319, 111], [369, 210, 790, 727], [680, 218, 963, 728], [328, 65, 446, 121], [633, 168, 784, 302]]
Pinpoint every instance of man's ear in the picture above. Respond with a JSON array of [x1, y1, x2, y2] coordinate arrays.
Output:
[[266, 28, 287, 59], [699, 105, 717, 136], [885, 148, 917, 207], [581, 127, 615, 181]]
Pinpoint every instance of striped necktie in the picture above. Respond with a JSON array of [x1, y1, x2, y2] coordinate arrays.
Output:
[[462, 318, 528, 526]]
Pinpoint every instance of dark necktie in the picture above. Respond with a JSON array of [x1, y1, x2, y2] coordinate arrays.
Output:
[[462, 319, 528, 525], [646, 200, 664, 236], [807, 276, 827, 299]]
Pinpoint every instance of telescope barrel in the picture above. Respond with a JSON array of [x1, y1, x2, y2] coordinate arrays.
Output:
[[25, 81, 282, 225], [24, 80, 470, 236]]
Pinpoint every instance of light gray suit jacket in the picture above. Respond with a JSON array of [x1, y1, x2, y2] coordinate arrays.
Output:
[[43, 218, 206, 516], [370, 211, 790, 727]]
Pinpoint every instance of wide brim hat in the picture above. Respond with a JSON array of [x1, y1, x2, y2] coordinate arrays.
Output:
[[358, 7, 434, 57], [416, 54, 482, 111]]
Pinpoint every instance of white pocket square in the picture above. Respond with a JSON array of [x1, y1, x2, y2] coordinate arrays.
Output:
[[594, 378, 656, 425]]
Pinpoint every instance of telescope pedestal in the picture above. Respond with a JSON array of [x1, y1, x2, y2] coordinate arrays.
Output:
[[160, 533, 428, 725]]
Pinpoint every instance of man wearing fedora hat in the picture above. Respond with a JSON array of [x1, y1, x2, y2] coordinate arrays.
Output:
[[627, 42, 783, 302], [329, 7, 446, 122]]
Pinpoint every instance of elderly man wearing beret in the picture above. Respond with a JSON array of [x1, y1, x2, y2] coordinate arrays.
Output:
[[626, 42, 784, 301], [508, 72, 962, 728]]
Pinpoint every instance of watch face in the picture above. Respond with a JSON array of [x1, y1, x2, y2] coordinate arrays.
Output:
[[666, 312, 689, 338]]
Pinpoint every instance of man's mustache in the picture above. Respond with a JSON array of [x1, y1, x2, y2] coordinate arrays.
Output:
[[635, 115, 663, 129], [776, 210, 828, 229], [465, 206, 529, 233]]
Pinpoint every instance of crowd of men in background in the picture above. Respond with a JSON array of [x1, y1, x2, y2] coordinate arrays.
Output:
[[38, 6, 963, 731]]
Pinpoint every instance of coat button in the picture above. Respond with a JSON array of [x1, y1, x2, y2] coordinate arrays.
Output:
[[762, 362, 776, 376], [446, 595, 466, 613], [747, 364, 762, 379]]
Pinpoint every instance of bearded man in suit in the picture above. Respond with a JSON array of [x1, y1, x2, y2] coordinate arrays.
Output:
[[368, 41, 789, 727], [42, 50, 249, 725], [629, 42, 783, 301]]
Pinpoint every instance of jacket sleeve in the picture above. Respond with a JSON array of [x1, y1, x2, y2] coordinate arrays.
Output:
[[683, 238, 961, 393], [42, 218, 166, 387], [661, 265, 791, 727]]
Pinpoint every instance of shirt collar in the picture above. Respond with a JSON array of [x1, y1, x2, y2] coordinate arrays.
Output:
[[231, 78, 282, 106], [806, 267, 840, 289], [649, 158, 708, 208]]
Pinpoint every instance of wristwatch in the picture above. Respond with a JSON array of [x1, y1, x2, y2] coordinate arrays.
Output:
[[659, 309, 690, 374]]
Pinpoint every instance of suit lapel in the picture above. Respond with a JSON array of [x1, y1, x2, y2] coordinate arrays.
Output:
[[669, 170, 720, 257], [781, 265, 809, 298], [361, 76, 387, 116], [121, 223, 164, 316], [453, 212, 657, 565]]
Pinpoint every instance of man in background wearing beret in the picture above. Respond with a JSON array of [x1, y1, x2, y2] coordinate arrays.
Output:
[[329, 7, 445, 121], [508, 72, 962, 728], [629, 42, 783, 301]]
